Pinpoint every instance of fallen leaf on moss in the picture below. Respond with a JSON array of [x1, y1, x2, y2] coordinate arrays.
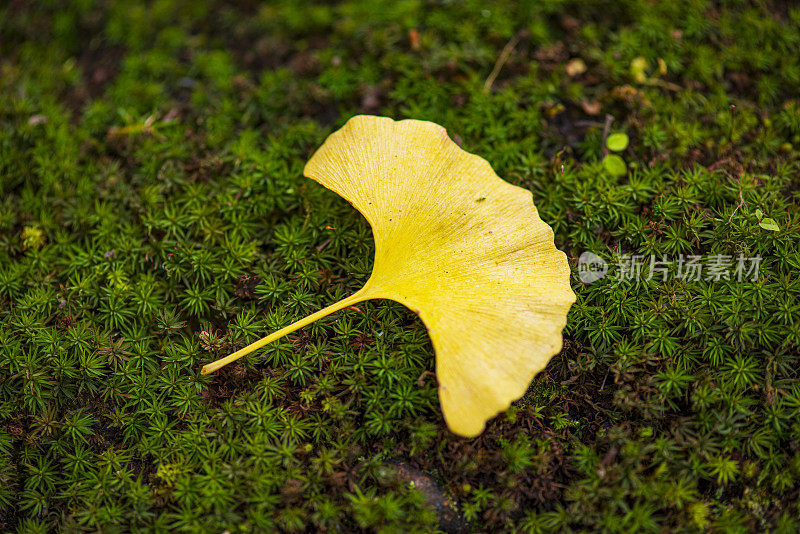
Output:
[[580, 100, 602, 115], [606, 132, 629, 152], [602, 154, 627, 176], [201, 115, 575, 437], [565, 58, 587, 77], [631, 56, 648, 83], [759, 218, 780, 231]]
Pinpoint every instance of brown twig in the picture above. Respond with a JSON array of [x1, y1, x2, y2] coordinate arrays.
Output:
[[483, 32, 523, 94], [315, 237, 333, 252], [643, 78, 683, 92], [727, 173, 746, 223], [601, 114, 614, 156]]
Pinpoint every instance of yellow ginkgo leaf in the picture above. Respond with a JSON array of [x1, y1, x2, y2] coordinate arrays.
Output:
[[201, 115, 576, 437]]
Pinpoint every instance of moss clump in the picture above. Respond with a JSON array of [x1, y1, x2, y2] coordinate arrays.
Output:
[[20, 226, 45, 251], [1, 0, 799, 532]]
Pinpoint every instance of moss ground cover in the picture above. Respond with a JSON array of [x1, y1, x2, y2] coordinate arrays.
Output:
[[1, 1, 799, 531]]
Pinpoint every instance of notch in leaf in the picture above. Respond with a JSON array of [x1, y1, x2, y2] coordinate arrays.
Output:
[[201, 115, 576, 437]]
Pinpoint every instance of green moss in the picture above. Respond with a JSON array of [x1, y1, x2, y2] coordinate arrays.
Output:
[[1, 0, 799, 531]]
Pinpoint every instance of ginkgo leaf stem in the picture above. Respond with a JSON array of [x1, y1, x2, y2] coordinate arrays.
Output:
[[200, 288, 371, 375]]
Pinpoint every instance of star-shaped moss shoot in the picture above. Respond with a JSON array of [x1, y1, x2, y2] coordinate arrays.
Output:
[[201, 115, 575, 437]]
